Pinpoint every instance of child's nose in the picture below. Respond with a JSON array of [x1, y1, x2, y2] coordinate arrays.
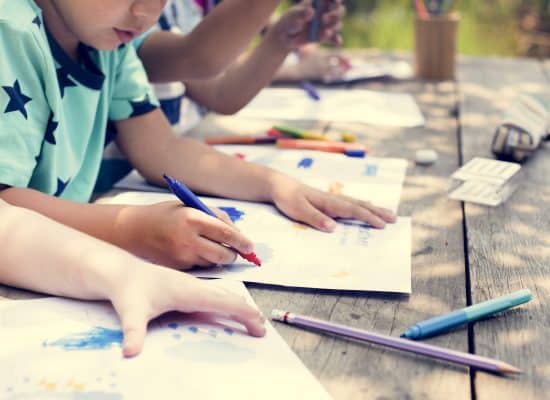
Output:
[[131, 0, 166, 19]]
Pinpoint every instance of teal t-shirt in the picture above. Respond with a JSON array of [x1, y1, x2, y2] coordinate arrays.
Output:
[[0, 0, 158, 202]]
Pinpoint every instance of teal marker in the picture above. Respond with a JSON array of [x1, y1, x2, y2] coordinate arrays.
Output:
[[401, 289, 532, 340]]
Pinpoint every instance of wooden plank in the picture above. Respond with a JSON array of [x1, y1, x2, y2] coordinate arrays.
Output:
[[458, 56, 550, 399], [249, 50, 470, 399]]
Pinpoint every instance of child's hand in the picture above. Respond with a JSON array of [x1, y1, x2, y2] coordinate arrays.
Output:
[[268, 174, 396, 232], [268, 0, 346, 51], [294, 44, 352, 82], [109, 263, 266, 357], [116, 202, 254, 269]]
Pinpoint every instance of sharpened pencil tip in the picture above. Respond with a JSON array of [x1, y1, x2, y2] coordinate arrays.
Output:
[[500, 363, 522, 374]]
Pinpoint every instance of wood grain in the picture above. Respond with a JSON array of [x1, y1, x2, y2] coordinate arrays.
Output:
[[246, 50, 470, 399], [458, 56, 550, 399]]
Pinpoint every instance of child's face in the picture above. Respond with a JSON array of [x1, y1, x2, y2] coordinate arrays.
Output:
[[49, 0, 167, 50]]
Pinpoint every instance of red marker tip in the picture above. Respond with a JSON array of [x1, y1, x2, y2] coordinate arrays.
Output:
[[240, 251, 262, 267]]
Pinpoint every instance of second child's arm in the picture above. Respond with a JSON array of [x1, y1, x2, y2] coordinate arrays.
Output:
[[138, 0, 281, 82], [184, 1, 344, 114]]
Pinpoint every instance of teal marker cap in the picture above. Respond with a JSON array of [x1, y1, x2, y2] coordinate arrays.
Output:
[[400, 289, 532, 340], [465, 289, 532, 320]]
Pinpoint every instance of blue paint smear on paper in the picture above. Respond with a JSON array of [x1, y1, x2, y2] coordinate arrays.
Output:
[[224, 328, 234, 336], [297, 157, 314, 169], [168, 322, 179, 330], [218, 206, 245, 222], [364, 164, 378, 176], [46, 327, 122, 351]]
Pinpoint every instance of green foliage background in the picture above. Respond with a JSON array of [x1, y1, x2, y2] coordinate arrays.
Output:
[[283, 1, 550, 56]]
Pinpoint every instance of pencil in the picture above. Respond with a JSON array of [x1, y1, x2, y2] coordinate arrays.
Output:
[[272, 310, 521, 375]]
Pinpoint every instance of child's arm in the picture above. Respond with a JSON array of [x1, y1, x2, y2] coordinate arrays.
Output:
[[184, 1, 344, 114], [0, 185, 255, 270], [0, 200, 265, 357], [115, 110, 396, 232], [138, 0, 281, 82]]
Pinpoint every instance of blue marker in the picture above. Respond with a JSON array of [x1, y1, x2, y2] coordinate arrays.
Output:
[[299, 81, 321, 101], [400, 289, 532, 340], [162, 174, 261, 266], [309, 0, 321, 41]]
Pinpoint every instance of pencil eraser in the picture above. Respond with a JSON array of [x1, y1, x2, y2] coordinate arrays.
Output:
[[271, 309, 286, 321]]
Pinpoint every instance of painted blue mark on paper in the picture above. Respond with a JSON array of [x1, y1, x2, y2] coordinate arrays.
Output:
[[339, 219, 371, 228], [297, 157, 314, 169], [188, 326, 198, 334], [224, 328, 234, 336], [168, 322, 179, 330], [45, 327, 122, 351], [218, 206, 245, 222], [364, 164, 378, 176]]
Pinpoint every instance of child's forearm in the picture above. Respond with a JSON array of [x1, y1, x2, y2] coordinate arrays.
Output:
[[0, 201, 133, 300], [139, 0, 281, 83], [0, 187, 139, 253], [185, 31, 290, 114], [115, 114, 282, 202]]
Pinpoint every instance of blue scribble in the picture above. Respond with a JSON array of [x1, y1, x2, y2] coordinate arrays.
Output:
[[168, 322, 179, 330], [218, 206, 245, 222], [339, 219, 371, 228], [297, 157, 314, 169], [364, 164, 378, 176], [188, 326, 198, 334], [46, 327, 122, 351], [224, 328, 234, 336]]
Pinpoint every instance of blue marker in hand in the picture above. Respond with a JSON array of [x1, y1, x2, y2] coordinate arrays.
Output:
[[400, 289, 532, 340], [309, 0, 321, 41], [163, 174, 261, 266]]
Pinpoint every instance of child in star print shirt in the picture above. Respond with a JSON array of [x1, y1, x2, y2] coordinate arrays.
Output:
[[0, 199, 266, 357], [97, 0, 349, 189], [0, 0, 395, 273]]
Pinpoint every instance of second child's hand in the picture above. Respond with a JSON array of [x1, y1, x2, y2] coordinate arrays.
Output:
[[267, 173, 396, 232]]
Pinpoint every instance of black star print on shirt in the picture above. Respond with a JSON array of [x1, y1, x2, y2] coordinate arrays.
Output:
[[44, 111, 59, 145], [2, 80, 32, 119], [54, 177, 70, 197], [32, 16, 41, 28], [129, 95, 156, 117], [56, 66, 77, 98]]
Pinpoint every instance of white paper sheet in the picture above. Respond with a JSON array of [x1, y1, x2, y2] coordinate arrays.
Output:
[[0, 281, 331, 400], [106, 192, 412, 293], [114, 147, 408, 213], [231, 88, 424, 127], [335, 59, 414, 83]]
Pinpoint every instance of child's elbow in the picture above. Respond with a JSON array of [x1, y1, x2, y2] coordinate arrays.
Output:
[[209, 99, 251, 115]]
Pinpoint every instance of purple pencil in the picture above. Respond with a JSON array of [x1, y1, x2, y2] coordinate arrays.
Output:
[[272, 310, 520, 375]]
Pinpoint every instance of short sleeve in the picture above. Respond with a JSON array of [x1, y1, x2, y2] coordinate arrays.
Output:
[[108, 44, 159, 122], [0, 22, 52, 187]]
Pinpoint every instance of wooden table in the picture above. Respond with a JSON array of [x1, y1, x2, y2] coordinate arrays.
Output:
[[1, 52, 548, 399]]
